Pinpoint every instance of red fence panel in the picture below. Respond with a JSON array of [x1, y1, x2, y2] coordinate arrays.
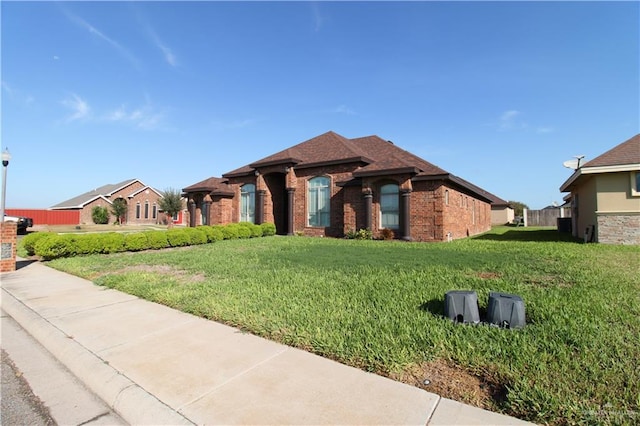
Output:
[[5, 209, 80, 226]]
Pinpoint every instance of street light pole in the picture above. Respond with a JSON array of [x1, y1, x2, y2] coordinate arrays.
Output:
[[1, 148, 11, 221]]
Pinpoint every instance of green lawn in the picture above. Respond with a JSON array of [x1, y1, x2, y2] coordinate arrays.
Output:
[[44, 227, 640, 425]]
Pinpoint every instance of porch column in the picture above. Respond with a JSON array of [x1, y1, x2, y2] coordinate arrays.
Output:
[[400, 189, 412, 241], [363, 189, 373, 231], [188, 200, 196, 227], [202, 200, 211, 226], [287, 188, 295, 236], [256, 190, 265, 225]]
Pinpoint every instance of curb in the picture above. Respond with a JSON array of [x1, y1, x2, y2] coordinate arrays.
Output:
[[1, 289, 194, 426]]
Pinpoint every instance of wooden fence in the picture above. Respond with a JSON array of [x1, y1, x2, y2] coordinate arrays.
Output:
[[523, 208, 570, 227]]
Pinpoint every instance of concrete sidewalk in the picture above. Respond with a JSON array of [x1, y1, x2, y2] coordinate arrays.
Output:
[[1, 260, 534, 425]]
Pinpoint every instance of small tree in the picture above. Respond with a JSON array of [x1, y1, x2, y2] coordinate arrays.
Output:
[[158, 188, 183, 226], [111, 198, 127, 225], [91, 206, 109, 224], [508, 200, 529, 217]]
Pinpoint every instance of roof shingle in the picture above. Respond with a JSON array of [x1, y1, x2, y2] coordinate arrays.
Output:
[[583, 134, 640, 168]]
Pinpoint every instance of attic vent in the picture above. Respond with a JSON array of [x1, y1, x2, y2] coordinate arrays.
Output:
[[387, 140, 394, 144]]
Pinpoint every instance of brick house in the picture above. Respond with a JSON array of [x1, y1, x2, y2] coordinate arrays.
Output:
[[560, 134, 640, 244], [184, 132, 493, 241], [50, 178, 178, 225]]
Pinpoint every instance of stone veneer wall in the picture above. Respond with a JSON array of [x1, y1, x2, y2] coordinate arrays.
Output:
[[597, 213, 640, 245]]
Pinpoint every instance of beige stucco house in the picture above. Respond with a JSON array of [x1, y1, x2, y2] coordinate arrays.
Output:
[[560, 134, 640, 244]]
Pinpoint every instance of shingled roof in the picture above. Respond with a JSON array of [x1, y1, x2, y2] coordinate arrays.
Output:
[[218, 131, 496, 202], [224, 131, 449, 177], [51, 178, 140, 209], [560, 134, 640, 192], [182, 177, 234, 196], [582, 134, 640, 168]]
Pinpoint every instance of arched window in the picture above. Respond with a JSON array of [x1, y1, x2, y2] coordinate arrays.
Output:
[[144, 201, 149, 219], [380, 183, 399, 229], [152, 203, 157, 220], [135, 202, 141, 219], [445, 190, 449, 205], [308, 177, 330, 227], [241, 184, 256, 223]]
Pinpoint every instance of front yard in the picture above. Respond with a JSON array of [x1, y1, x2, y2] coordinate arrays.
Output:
[[42, 227, 639, 425]]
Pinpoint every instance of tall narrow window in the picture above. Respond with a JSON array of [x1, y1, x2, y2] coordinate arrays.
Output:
[[144, 202, 149, 219], [152, 203, 157, 219], [241, 184, 256, 223], [380, 183, 399, 229], [445, 190, 449, 205], [308, 177, 330, 227], [136, 203, 141, 219]]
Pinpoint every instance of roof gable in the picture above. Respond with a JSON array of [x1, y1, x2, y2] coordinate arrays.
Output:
[[582, 134, 640, 168], [182, 177, 234, 196], [51, 178, 148, 209]]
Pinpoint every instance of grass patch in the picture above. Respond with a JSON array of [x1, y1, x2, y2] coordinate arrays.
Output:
[[45, 229, 640, 425]]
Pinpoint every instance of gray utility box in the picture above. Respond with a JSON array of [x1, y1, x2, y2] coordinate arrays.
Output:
[[444, 290, 480, 324], [487, 292, 526, 329]]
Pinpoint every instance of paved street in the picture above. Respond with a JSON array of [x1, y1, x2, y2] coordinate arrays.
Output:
[[1, 348, 55, 426]]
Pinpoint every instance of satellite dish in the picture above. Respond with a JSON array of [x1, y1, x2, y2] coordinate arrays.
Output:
[[563, 159, 579, 169], [563, 155, 585, 170]]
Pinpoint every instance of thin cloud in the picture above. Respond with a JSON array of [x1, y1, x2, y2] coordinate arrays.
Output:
[[498, 109, 526, 131], [210, 118, 258, 130], [61, 94, 90, 122], [2, 81, 35, 106], [148, 28, 178, 67], [104, 104, 165, 130], [310, 2, 325, 32], [333, 105, 357, 115], [64, 11, 140, 70], [536, 126, 555, 134]]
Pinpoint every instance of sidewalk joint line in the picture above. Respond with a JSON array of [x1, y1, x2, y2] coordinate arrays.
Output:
[[176, 346, 289, 411]]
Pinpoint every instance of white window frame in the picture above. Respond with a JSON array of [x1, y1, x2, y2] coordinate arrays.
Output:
[[240, 184, 256, 223], [308, 176, 331, 227], [380, 183, 400, 230]]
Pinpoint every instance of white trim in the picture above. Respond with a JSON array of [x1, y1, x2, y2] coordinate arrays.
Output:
[[631, 172, 640, 197], [107, 179, 143, 196], [128, 185, 163, 198], [596, 210, 640, 216], [561, 164, 640, 192]]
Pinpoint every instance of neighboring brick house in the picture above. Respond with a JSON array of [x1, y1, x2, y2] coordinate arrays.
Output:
[[560, 134, 640, 244], [183, 131, 494, 242], [50, 178, 174, 225]]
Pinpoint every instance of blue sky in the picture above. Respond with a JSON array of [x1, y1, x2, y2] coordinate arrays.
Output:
[[2, 1, 638, 209]]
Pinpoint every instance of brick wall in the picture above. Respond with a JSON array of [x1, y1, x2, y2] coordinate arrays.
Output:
[[1, 222, 17, 273], [196, 165, 492, 242], [597, 213, 640, 245]]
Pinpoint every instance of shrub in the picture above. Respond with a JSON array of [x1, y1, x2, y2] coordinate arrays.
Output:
[[260, 222, 276, 237], [34, 234, 73, 260], [22, 232, 56, 256], [92, 206, 109, 224], [93, 233, 126, 254], [145, 231, 169, 250], [183, 227, 207, 245], [220, 224, 239, 240], [234, 224, 252, 239], [345, 229, 373, 240], [166, 229, 191, 247], [380, 228, 395, 240], [197, 226, 224, 243], [124, 233, 149, 251], [249, 224, 263, 238]]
